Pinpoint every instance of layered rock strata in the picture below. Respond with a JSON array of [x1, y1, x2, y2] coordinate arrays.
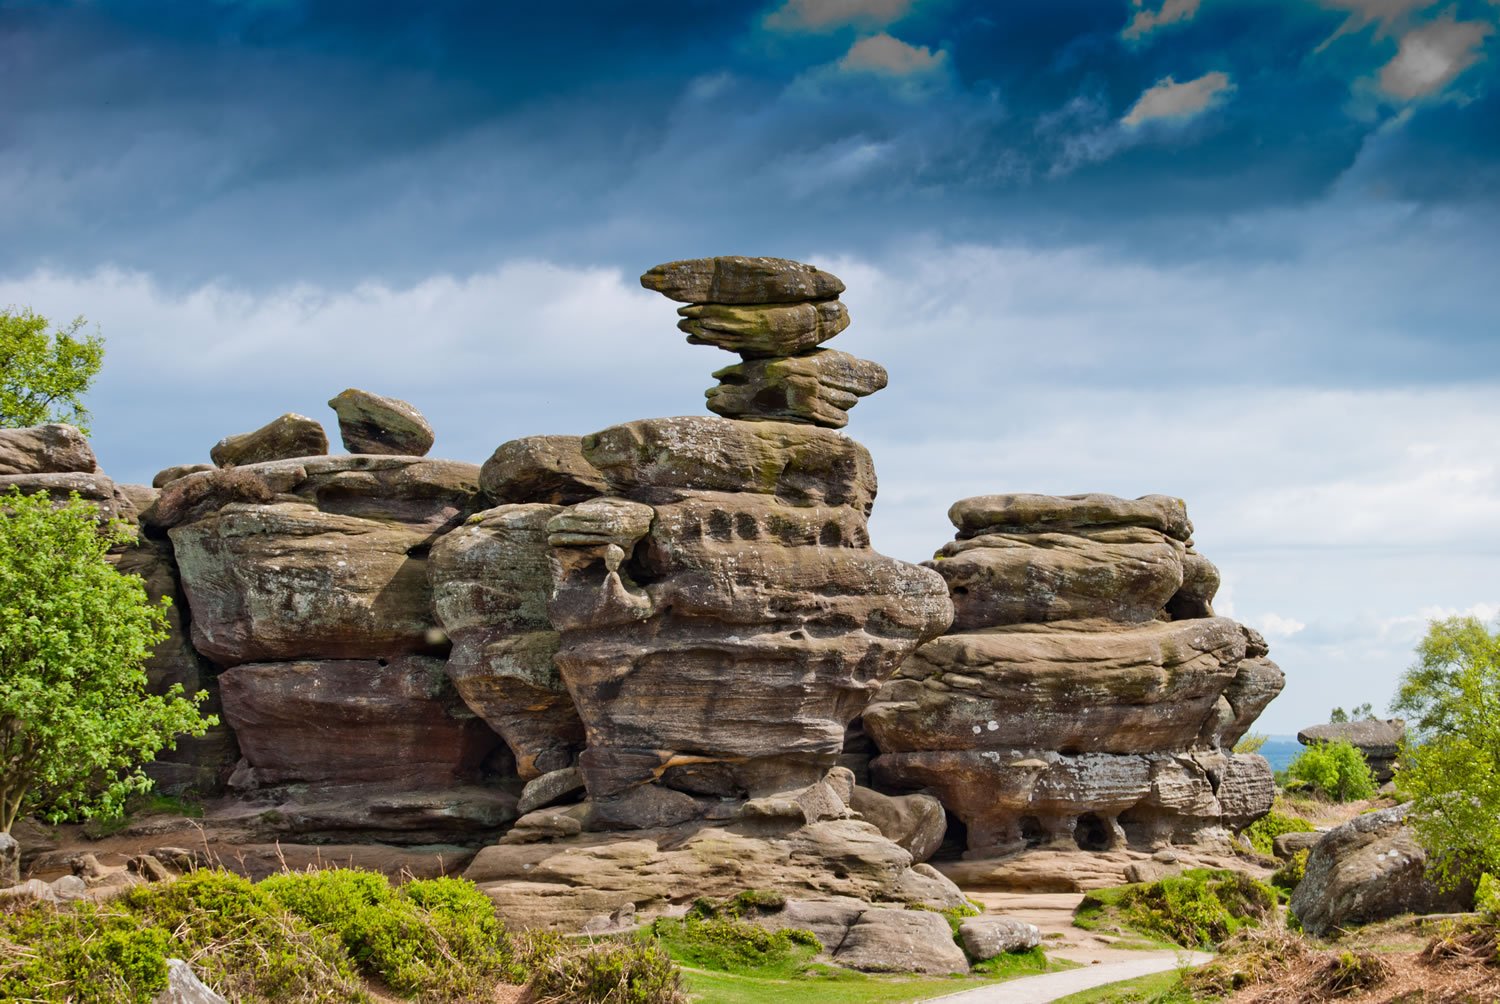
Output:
[[644, 255, 885, 428], [865, 492, 1283, 858]]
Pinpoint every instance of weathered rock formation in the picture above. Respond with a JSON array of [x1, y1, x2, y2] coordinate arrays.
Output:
[[1298, 719, 1404, 783], [865, 492, 1283, 859], [0, 423, 98, 476], [1291, 803, 1471, 936]]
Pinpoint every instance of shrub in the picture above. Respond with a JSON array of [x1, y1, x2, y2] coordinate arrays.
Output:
[[1241, 810, 1316, 856], [1271, 850, 1309, 898], [0, 901, 171, 1003], [1287, 739, 1376, 802], [649, 914, 819, 974], [532, 939, 684, 1004], [1076, 869, 1278, 949]]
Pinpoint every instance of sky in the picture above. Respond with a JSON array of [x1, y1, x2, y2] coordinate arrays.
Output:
[[2, 0, 1498, 733]]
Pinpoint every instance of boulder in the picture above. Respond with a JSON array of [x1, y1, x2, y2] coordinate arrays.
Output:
[[949, 493, 1192, 541], [327, 388, 435, 456], [0, 471, 137, 524], [1273, 830, 1323, 860], [210, 413, 328, 467], [225, 784, 517, 845], [219, 657, 501, 787], [678, 299, 849, 356], [959, 917, 1042, 959], [1297, 720, 1405, 783], [848, 787, 946, 864], [154, 959, 229, 1004], [706, 349, 887, 428], [834, 908, 968, 974], [518, 767, 586, 815], [479, 435, 607, 505], [0, 423, 97, 475], [640, 256, 844, 304], [152, 464, 214, 488], [429, 504, 584, 778], [1291, 804, 1471, 936]]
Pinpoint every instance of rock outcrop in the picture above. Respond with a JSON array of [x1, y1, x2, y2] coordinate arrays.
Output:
[[865, 492, 1283, 859], [327, 388, 435, 456], [0, 423, 98, 476], [1291, 804, 1471, 935], [210, 413, 328, 468], [1297, 719, 1404, 783]]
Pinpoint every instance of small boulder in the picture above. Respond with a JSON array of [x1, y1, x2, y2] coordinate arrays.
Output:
[[833, 907, 969, 974], [518, 767, 586, 815], [849, 787, 946, 864], [154, 959, 229, 1004], [958, 917, 1042, 960], [1273, 830, 1323, 860], [0, 423, 98, 476], [1291, 803, 1471, 936], [480, 435, 607, 505], [211, 414, 328, 468], [327, 388, 435, 456], [152, 464, 214, 488]]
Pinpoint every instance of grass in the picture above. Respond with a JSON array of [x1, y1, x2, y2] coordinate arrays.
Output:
[[680, 967, 1039, 1004], [1048, 969, 1195, 1003], [1074, 869, 1277, 950]]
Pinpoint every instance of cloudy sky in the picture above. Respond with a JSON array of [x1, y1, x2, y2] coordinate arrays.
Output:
[[3, 0, 1498, 733]]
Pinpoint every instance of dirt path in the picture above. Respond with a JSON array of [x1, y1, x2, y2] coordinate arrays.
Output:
[[922, 951, 1212, 1003]]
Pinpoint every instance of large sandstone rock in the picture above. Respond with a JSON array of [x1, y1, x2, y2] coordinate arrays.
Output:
[[479, 435, 607, 505], [327, 388, 435, 456], [677, 300, 849, 356], [1291, 804, 1471, 936], [153, 456, 481, 666], [0, 471, 138, 524], [835, 908, 968, 974], [867, 492, 1282, 857], [641, 256, 845, 304], [429, 504, 584, 779], [848, 787, 947, 864], [220, 656, 501, 788], [152, 464, 214, 488], [1297, 719, 1405, 783], [959, 917, 1041, 959], [547, 423, 951, 803], [0, 423, 98, 475], [210, 413, 328, 468]]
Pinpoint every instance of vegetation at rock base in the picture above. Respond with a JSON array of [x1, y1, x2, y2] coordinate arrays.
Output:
[[1394, 616, 1500, 891], [649, 912, 821, 978], [531, 939, 684, 1004], [0, 307, 104, 433], [1074, 869, 1278, 949], [1285, 738, 1377, 803], [1240, 809, 1316, 857], [1270, 849, 1309, 898], [0, 489, 212, 831]]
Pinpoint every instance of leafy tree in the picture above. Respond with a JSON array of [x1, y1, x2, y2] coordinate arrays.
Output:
[[0, 489, 212, 831], [0, 307, 104, 433], [1287, 739, 1376, 802], [1232, 732, 1268, 754], [1395, 616, 1500, 890], [1328, 702, 1374, 724]]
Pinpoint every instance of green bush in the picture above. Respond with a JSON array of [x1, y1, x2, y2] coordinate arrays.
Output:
[[1271, 850, 1309, 898], [649, 914, 819, 974], [1076, 869, 1278, 949], [1475, 874, 1500, 918], [1241, 810, 1316, 856], [1287, 739, 1377, 802], [0, 902, 170, 1003], [532, 939, 684, 1004]]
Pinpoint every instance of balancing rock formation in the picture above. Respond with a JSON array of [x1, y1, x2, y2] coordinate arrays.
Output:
[[864, 492, 1284, 858], [0, 255, 1289, 931]]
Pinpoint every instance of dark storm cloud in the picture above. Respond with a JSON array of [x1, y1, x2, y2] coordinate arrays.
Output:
[[0, 0, 1496, 284]]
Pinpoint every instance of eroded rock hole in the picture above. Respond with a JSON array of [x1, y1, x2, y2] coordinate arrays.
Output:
[[1074, 812, 1112, 851], [1019, 815, 1046, 848]]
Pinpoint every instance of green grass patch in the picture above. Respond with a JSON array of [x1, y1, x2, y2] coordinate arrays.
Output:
[[1049, 968, 1197, 1003], [1239, 810, 1315, 857], [1075, 869, 1278, 950], [680, 967, 1032, 1004], [970, 945, 1080, 978], [649, 915, 821, 979]]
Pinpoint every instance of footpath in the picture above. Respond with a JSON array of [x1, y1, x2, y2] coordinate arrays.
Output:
[[924, 950, 1213, 1003]]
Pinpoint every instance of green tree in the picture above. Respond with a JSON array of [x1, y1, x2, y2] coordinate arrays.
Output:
[[1287, 739, 1376, 802], [0, 307, 104, 433], [1394, 615, 1500, 890], [0, 489, 213, 832], [1328, 702, 1374, 724]]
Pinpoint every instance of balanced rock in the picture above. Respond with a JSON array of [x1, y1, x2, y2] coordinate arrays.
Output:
[[1297, 719, 1405, 783], [707, 349, 888, 429], [327, 388, 435, 456], [0, 423, 98, 476], [210, 413, 328, 468], [429, 504, 585, 779], [866, 492, 1282, 858], [678, 300, 849, 356], [641, 256, 844, 304]]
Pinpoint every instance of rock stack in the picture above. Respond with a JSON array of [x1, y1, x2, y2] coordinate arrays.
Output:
[[864, 493, 1283, 858], [642, 256, 886, 428]]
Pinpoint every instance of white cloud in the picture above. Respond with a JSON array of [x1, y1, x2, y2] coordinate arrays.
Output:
[[1122, 71, 1234, 126], [837, 32, 948, 75], [1253, 614, 1309, 639], [1122, 0, 1202, 41], [765, 0, 916, 32], [1377, 15, 1493, 99], [1319, 0, 1440, 42]]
